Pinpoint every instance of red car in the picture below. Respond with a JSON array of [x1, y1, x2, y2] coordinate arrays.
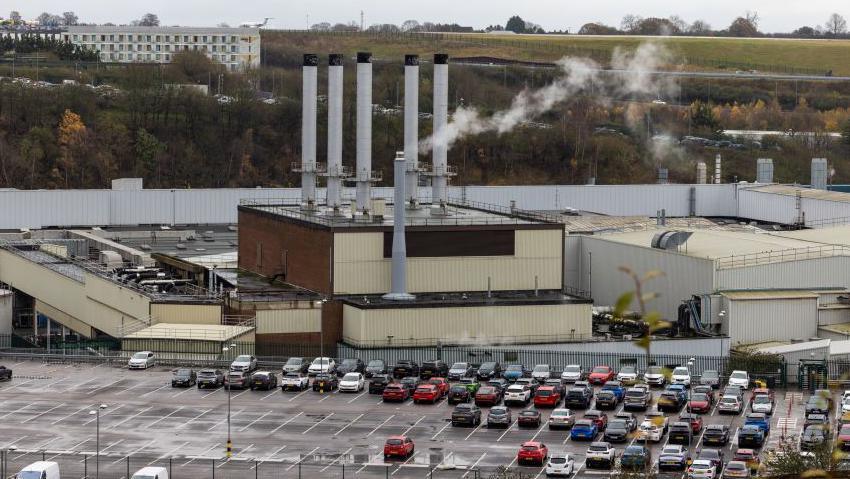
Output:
[[533, 386, 562, 407], [517, 441, 548, 466], [475, 386, 501, 406], [688, 392, 713, 414], [383, 384, 410, 402], [588, 366, 615, 385], [428, 377, 450, 396], [679, 412, 703, 434], [583, 410, 609, 431], [838, 424, 850, 450], [384, 435, 414, 459], [732, 448, 760, 473], [413, 384, 441, 404]]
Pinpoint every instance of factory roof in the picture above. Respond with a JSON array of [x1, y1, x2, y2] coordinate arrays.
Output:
[[66, 25, 259, 35], [341, 289, 591, 309], [557, 215, 762, 234], [748, 339, 831, 354], [100, 226, 237, 258], [744, 184, 850, 203], [828, 339, 850, 355], [720, 290, 820, 300], [775, 225, 850, 246], [818, 323, 850, 336], [123, 323, 253, 341]]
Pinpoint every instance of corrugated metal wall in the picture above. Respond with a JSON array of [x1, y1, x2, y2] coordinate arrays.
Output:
[[818, 308, 850, 326], [737, 189, 798, 225], [727, 297, 818, 345], [256, 308, 321, 334], [150, 303, 222, 325], [715, 256, 850, 290]]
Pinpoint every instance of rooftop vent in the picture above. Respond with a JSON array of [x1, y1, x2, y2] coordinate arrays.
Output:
[[650, 230, 693, 251]]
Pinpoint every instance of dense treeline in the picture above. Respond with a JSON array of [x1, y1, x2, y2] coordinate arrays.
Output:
[[0, 34, 98, 61]]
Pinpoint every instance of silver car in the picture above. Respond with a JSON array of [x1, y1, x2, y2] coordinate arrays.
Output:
[[548, 408, 576, 430], [128, 351, 155, 369]]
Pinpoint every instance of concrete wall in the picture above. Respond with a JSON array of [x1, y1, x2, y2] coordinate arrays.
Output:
[[342, 302, 591, 347], [726, 296, 819, 346], [35, 300, 93, 338], [0, 290, 11, 335], [333, 229, 563, 295], [150, 303, 221, 325], [255, 308, 321, 334]]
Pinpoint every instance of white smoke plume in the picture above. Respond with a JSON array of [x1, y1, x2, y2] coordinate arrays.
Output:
[[420, 42, 678, 153]]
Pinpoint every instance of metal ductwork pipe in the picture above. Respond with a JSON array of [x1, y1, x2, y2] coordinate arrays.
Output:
[[383, 151, 415, 301], [404, 54, 420, 207], [431, 53, 450, 208], [300, 54, 319, 207], [327, 53, 344, 210], [355, 52, 373, 213]]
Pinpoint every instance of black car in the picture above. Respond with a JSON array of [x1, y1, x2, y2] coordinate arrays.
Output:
[[517, 409, 541, 428], [448, 384, 471, 404], [250, 371, 279, 390], [197, 369, 224, 389], [400, 376, 419, 393], [737, 425, 765, 448], [565, 387, 593, 409], [806, 396, 832, 416], [702, 424, 730, 446], [171, 368, 196, 387], [657, 391, 684, 412], [603, 419, 630, 443], [451, 404, 482, 427], [595, 390, 619, 410], [696, 448, 725, 471], [801, 425, 827, 450], [420, 360, 449, 379], [312, 373, 339, 391], [369, 374, 393, 394], [487, 378, 510, 395], [224, 370, 250, 390], [477, 362, 502, 381], [667, 422, 692, 445], [0, 365, 13, 381], [282, 357, 310, 374], [393, 360, 420, 379], [336, 358, 365, 376], [365, 359, 387, 378]]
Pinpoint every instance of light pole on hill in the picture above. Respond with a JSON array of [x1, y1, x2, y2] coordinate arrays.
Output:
[[89, 404, 108, 479]]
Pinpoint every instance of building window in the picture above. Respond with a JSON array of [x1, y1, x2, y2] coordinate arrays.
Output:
[[231, 45, 236, 52], [165, 45, 170, 52], [156, 35, 161, 42], [230, 35, 236, 43], [119, 34, 124, 41], [146, 35, 151, 42], [202, 35, 207, 42], [193, 35, 198, 42], [156, 45, 161, 51], [72, 35, 77, 41], [128, 35, 133, 41], [212, 45, 217, 52], [231, 55, 236, 61], [109, 34, 114, 41], [101, 35, 105, 42], [165, 54, 170, 61]]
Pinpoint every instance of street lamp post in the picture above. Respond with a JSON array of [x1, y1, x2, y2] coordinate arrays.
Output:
[[88, 404, 108, 479], [2, 445, 18, 478], [687, 358, 695, 451], [316, 299, 327, 370], [222, 343, 236, 458]]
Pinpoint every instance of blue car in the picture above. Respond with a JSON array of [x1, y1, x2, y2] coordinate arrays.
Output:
[[665, 385, 688, 403], [570, 419, 598, 440], [744, 413, 770, 434], [620, 445, 651, 470], [601, 381, 625, 402], [503, 364, 526, 381]]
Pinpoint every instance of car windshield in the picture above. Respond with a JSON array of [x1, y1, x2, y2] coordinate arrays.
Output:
[[386, 439, 403, 445], [199, 371, 216, 377], [842, 425, 850, 434], [490, 408, 507, 415], [552, 410, 570, 417], [450, 385, 466, 392], [589, 445, 609, 452], [481, 362, 495, 369], [533, 365, 549, 372], [537, 390, 551, 397], [592, 366, 609, 373], [368, 360, 384, 367], [455, 404, 472, 411], [646, 366, 662, 374], [285, 373, 300, 379], [564, 365, 581, 373], [754, 395, 771, 404], [624, 446, 643, 455], [608, 420, 626, 429], [672, 367, 689, 375], [235, 355, 251, 362], [506, 364, 523, 371], [727, 463, 747, 471], [132, 352, 148, 359], [285, 358, 302, 365], [313, 358, 329, 365], [620, 367, 635, 374], [415, 387, 431, 393], [721, 397, 737, 404], [19, 473, 48, 479], [702, 370, 718, 378], [692, 462, 712, 470], [625, 390, 644, 397], [731, 371, 747, 379], [451, 363, 467, 369], [520, 411, 537, 417], [342, 359, 357, 366], [174, 369, 191, 377], [692, 393, 708, 401], [342, 373, 360, 381], [478, 387, 495, 394], [549, 457, 567, 464], [521, 445, 539, 451], [662, 446, 681, 454]]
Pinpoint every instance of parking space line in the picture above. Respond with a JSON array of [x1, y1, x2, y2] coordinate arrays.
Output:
[[335, 413, 365, 436], [111, 439, 155, 464], [232, 389, 250, 399], [431, 421, 452, 440], [270, 411, 303, 434], [252, 445, 287, 467], [170, 386, 194, 399], [140, 384, 170, 397], [464, 421, 484, 440], [178, 409, 211, 429], [259, 389, 279, 401], [239, 411, 272, 432], [217, 443, 254, 468], [83, 405, 123, 426], [88, 379, 123, 395], [13, 437, 59, 458], [201, 387, 222, 399], [145, 405, 185, 429], [321, 447, 353, 472], [392, 450, 418, 475], [403, 415, 427, 436], [497, 422, 516, 442], [182, 443, 220, 466], [69, 378, 100, 390], [0, 403, 32, 420], [108, 406, 153, 430], [21, 403, 66, 423], [288, 388, 311, 402], [152, 441, 190, 464], [367, 414, 396, 436], [51, 404, 94, 425], [208, 408, 244, 431], [302, 413, 334, 434], [286, 446, 320, 471], [461, 453, 486, 478], [348, 391, 368, 403]]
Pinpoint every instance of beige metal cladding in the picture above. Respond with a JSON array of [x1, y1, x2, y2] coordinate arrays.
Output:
[[726, 296, 818, 345], [256, 308, 321, 334], [342, 302, 591, 346], [36, 300, 93, 338], [0, 248, 88, 322], [85, 274, 151, 320], [149, 303, 222, 325], [333, 229, 562, 295]]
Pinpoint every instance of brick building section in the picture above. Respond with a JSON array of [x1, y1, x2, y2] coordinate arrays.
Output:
[[238, 207, 333, 295]]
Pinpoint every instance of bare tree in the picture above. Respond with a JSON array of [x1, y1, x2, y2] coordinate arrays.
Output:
[[137, 13, 160, 27], [401, 19, 420, 32], [689, 19, 712, 35], [668, 15, 688, 33], [745, 10, 760, 28], [309, 22, 331, 31], [824, 13, 848, 36], [61, 11, 79, 26], [217, 22, 230, 28], [620, 14, 642, 33], [36, 12, 62, 27], [9, 11, 21, 24]]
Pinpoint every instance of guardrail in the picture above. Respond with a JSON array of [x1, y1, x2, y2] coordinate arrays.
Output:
[[714, 244, 850, 269]]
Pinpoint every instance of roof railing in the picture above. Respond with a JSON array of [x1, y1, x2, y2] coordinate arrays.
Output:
[[714, 244, 850, 269]]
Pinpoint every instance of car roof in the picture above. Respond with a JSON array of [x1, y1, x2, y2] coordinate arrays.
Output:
[[589, 441, 610, 447], [522, 441, 543, 446], [387, 435, 407, 440]]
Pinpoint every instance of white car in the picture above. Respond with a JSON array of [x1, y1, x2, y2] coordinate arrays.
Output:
[[687, 459, 716, 479], [560, 364, 583, 383], [281, 373, 309, 391], [17, 461, 61, 479], [670, 367, 691, 387], [545, 453, 575, 477], [616, 366, 639, 384], [308, 357, 336, 376], [131, 466, 169, 479], [128, 351, 155, 369], [842, 396, 850, 413], [531, 364, 551, 382], [338, 372, 365, 392], [728, 370, 750, 389], [643, 366, 667, 386], [751, 394, 775, 415], [637, 413, 668, 442], [230, 355, 257, 372], [504, 384, 531, 406]]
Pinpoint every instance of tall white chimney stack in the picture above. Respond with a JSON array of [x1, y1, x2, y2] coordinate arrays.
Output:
[[300, 54, 319, 208], [404, 54, 420, 208], [326, 53, 345, 211], [355, 52, 374, 213], [714, 154, 722, 184], [696, 161, 707, 184], [431, 53, 453, 212], [383, 151, 415, 301]]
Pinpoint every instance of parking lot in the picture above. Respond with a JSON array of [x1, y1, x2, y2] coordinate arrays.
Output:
[[0, 359, 816, 478]]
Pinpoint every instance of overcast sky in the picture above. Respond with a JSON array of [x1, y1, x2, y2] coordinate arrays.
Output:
[[6, 1, 847, 33]]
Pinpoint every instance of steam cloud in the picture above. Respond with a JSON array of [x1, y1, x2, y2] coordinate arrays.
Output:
[[420, 42, 678, 153]]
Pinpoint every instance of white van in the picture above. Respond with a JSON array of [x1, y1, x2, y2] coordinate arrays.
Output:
[[17, 461, 60, 479], [130, 466, 169, 479]]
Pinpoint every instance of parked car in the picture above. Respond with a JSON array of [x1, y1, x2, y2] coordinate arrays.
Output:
[[585, 441, 616, 469], [230, 355, 258, 373], [564, 387, 592, 409], [384, 435, 414, 459], [399, 376, 419, 394], [281, 372, 310, 391], [534, 386, 562, 408], [801, 425, 827, 450], [658, 444, 690, 471], [643, 365, 667, 386], [697, 448, 725, 471], [392, 360, 420, 378], [447, 384, 471, 404], [732, 448, 760, 474], [723, 385, 745, 400], [838, 424, 850, 450], [16, 462, 61, 479], [516, 378, 539, 396], [502, 364, 526, 382], [583, 410, 609, 431], [603, 419, 630, 443], [447, 362, 473, 380], [382, 383, 410, 402], [737, 424, 765, 448], [517, 441, 548, 466], [637, 413, 667, 442], [336, 358, 365, 376], [670, 366, 692, 388], [614, 411, 638, 431], [171, 368, 196, 387], [486, 406, 512, 428], [128, 351, 155, 369], [338, 372, 365, 393], [595, 390, 618, 410], [687, 459, 717, 479], [560, 364, 584, 383], [250, 371, 278, 390], [312, 373, 338, 391], [723, 460, 752, 478], [476, 361, 502, 381], [504, 384, 532, 406], [282, 357, 310, 374], [544, 453, 575, 477], [451, 403, 481, 427], [531, 364, 552, 382], [804, 413, 831, 435], [668, 422, 693, 445], [518, 409, 542, 428], [365, 359, 387, 378], [543, 379, 565, 395], [308, 357, 336, 376], [699, 369, 720, 388], [197, 369, 224, 389], [623, 387, 650, 411], [588, 366, 615, 385], [475, 386, 502, 406], [693, 384, 714, 396], [368, 374, 393, 394], [548, 408, 576, 430], [703, 424, 730, 446], [658, 391, 685, 412], [0, 365, 12, 381], [679, 412, 704, 434], [130, 466, 169, 479], [728, 370, 750, 389], [806, 394, 832, 415], [616, 366, 639, 385], [460, 378, 481, 394], [745, 412, 770, 434], [488, 378, 510, 396], [570, 419, 598, 440], [419, 360, 449, 380], [750, 388, 775, 415], [427, 377, 450, 396], [620, 445, 651, 471], [224, 370, 249, 390], [719, 395, 744, 414], [688, 392, 713, 414], [412, 384, 440, 403]]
